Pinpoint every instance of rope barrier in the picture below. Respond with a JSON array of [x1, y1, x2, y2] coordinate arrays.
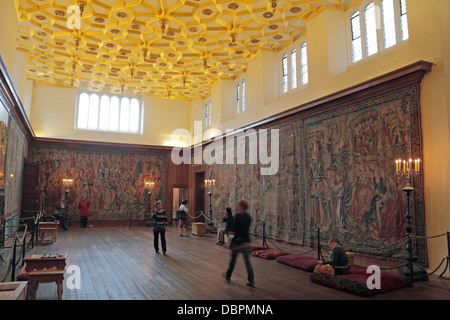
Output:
[[251, 219, 450, 275]]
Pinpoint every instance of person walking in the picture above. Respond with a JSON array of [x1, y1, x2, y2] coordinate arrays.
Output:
[[178, 199, 189, 237], [152, 200, 168, 255], [223, 199, 255, 287], [55, 195, 69, 231]]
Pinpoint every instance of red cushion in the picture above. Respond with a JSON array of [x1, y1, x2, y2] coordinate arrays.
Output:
[[250, 245, 267, 252], [17, 265, 28, 281], [252, 248, 289, 259], [276, 254, 318, 272], [310, 266, 407, 297]]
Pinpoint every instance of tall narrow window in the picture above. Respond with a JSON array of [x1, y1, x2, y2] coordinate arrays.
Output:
[[300, 42, 308, 85], [351, 11, 363, 62], [87, 94, 99, 129], [290, 48, 297, 90], [129, 98, 140, 132], [399, 0, 409, 41], [109, 96, 120, 131], [119, 97, 130, 132], [365, 2, 378, 56], [77, 92, 89, 129], [382, 0, 397, 48], [208, 101, 211, 127], [76, 92, 142, 133], [241, 79, 246, 112], [236, 83, 240, 114], [205, 102, 209, 128], [99, 95, 110, 130], [282, 53, 288, 93]]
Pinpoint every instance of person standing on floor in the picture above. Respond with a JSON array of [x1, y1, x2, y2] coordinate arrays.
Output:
[[55, 195, 69, 231], [223, 199, 255, 288], [152, 200, 168, 255], [178, 199, 189, 237], [78, 194, 90, 228]]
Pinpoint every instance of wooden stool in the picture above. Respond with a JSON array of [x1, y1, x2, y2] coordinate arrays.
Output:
[[192, 223, 206, 237], [27, 270, 65, 300], [40, 228, 57, 243]]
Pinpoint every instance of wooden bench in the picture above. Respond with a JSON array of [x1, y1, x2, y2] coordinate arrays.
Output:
[[27, 270, 65, 300]]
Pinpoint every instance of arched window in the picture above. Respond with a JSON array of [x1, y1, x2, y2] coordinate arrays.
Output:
[[235, 75, 247, 115], [350, 11, 362, 62], [365, 2, 378, 56], [205, 99, 211, 128], [76, 92, 143, 133], [382, 0, 396, 48], [236, 82, 240, 114], [399, 0, 409, 41], [281, 53, 288, 93], [350, 0, 409, 63], [290, 48, 297, 90], [241, 79, 246, 112], [300, 42, 308, 85]]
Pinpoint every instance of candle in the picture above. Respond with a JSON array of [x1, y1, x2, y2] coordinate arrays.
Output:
[[395, 160, 399, 172], [417, 159, 420, 172], [403, 160, 406, 172]]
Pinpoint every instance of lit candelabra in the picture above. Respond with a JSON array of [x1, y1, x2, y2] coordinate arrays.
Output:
[[144, 181, 155, 227], [395, 157, 426, 286], [62, 178, 73, 193], [205, 179, 216, 231]]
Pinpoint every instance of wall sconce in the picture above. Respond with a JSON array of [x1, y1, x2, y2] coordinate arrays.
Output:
[[63, 178, 74, 192], [204, 179, 216, 229], [145, 181, 155, 195]]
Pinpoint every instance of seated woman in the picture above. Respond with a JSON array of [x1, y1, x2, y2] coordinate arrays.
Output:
[[317, 237, 350, 275], [217, 207, 234, 245]]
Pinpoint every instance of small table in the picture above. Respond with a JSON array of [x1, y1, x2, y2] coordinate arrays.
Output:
[[24, 254, 67, 272], [192, 223, 206, 237], [23, 254, 67, 300], [39, 222, 59, 243]]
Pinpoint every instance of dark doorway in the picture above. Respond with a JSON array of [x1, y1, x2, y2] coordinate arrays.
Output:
[[194, 171, 205, 222], [21, 162, 40, 229]]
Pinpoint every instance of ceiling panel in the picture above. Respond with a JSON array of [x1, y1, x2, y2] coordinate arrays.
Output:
[[14, 0, 361, 100]]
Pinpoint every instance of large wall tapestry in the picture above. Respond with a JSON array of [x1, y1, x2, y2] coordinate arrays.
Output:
[[0, 102, 9, 190], [4, 117, 25, 220], [303, 85, 425, 263], [31, 145, 167, 221], [207, 85, 426, 263]]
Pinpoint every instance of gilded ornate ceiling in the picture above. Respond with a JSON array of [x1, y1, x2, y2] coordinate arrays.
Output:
[[15, 0, 358, 100]]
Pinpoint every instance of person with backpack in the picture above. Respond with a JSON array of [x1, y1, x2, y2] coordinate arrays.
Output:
[[178, 199, 189, 237]]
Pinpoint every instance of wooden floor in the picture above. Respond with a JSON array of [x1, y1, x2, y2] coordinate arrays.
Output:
[[4, 224, 450, 301]]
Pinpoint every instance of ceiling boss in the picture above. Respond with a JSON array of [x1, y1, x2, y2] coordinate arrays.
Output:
[[16, 0, 355, 100]]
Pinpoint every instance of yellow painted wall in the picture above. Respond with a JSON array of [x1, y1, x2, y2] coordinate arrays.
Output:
[[29, 84, 191, 147], [15, 0, 450, 272], [0, 0, 18, 75], [201, 0, 450, 271]]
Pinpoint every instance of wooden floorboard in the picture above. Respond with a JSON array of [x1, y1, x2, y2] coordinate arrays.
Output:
[[2, 225, 450, 301]]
